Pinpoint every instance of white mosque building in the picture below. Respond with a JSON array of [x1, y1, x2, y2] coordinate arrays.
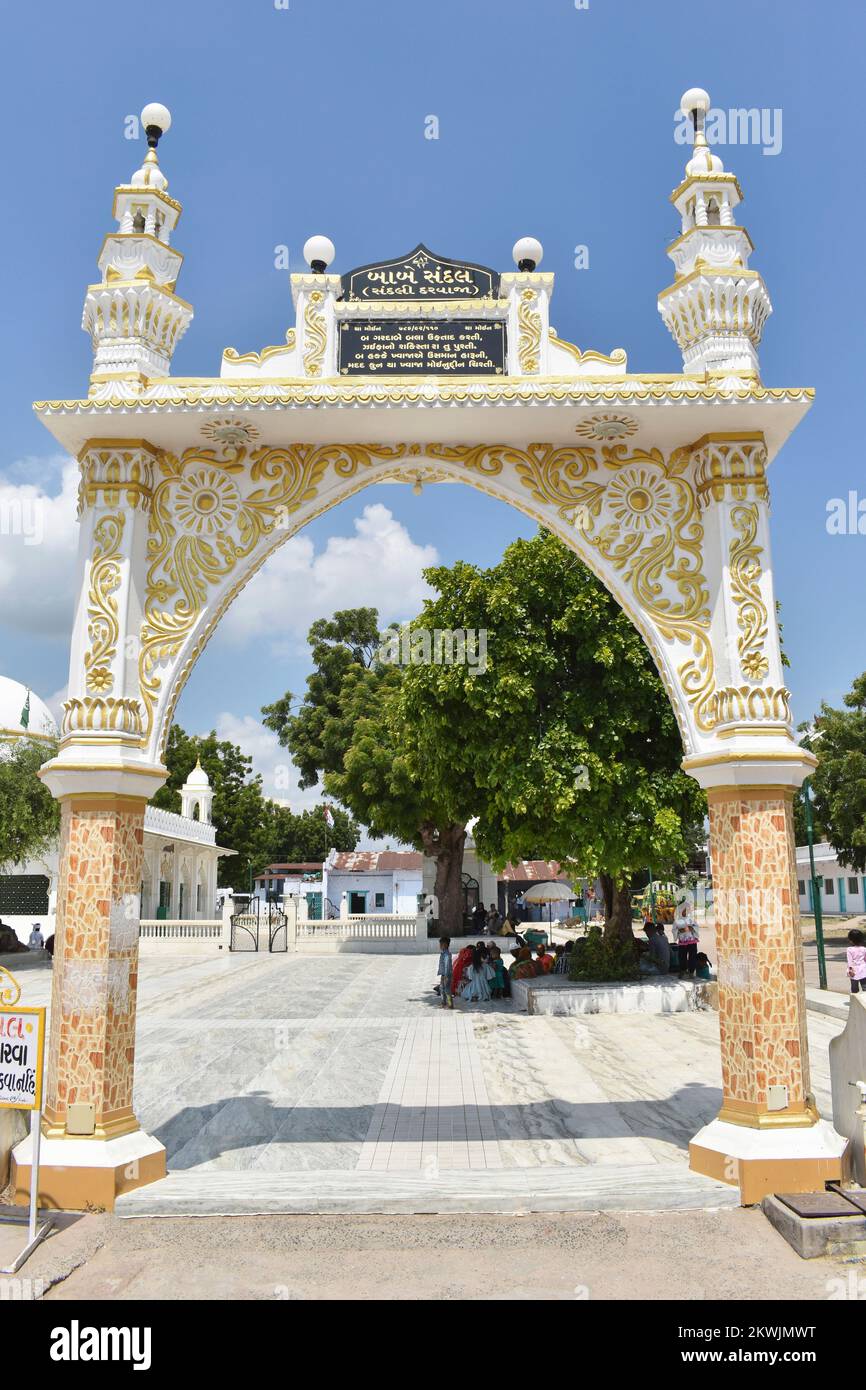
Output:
[[0, 675, 233, 942]]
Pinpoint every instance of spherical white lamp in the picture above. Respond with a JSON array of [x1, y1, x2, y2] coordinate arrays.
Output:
[[512, 236, 543, 273], [141, 103, 172, 150], [680, 87, 711, 119], [303, 235, 336, 274]]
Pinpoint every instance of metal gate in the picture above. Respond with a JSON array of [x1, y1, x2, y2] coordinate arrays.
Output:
[[267, 905, 288, 953], [230, 908, 259, 951]]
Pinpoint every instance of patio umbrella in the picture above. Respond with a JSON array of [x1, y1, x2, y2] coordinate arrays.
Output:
[[522, 880, 575, 925]]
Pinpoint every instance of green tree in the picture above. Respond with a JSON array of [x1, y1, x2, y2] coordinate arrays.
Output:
[[264, 536, 705, 943], [153, 724, 359, 889], [399, 531, 706, 944], [804, 672, 866, 870], [0, 737, 61, 868]]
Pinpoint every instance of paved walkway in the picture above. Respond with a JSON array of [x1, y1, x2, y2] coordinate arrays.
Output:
[[8, 948, 846, 1213]]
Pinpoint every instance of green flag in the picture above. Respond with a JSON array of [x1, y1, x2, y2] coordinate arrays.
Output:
[[20, 690, 30, 729]]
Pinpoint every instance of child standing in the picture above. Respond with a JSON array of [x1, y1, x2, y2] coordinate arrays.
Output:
[[437, 936, 454, 1008], [846, 928, 866, 995]]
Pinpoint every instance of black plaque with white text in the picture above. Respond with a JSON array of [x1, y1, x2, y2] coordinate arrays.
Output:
[[341, 245, 499, 302], [338, 319, 506, 375]]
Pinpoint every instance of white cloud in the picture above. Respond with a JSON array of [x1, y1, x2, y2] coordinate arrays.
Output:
[[220, 503, 438, 649], [212, 710, 408, 852], [213, 711, 323, 810], [0, 457, 79, 637]]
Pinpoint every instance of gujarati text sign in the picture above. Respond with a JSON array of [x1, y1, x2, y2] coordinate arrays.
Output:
[[0, 1007, 46, 1110], [341, 245, 499, 302], [339, 319, 506, 375]]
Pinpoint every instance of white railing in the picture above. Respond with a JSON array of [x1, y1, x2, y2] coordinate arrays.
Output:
[[143, 806, 217, 846], [300, 914, 418, 940], [139, 918, 224, 941]]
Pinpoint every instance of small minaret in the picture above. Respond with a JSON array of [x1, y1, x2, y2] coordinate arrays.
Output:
[[658, 88, 772, 380], [82, 103, 193, 393], [180, 758, 213, 824]]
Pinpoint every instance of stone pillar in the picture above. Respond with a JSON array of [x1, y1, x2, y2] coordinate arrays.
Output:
[[686, 766, 847, 1203], [12, 783, 167, 1210]]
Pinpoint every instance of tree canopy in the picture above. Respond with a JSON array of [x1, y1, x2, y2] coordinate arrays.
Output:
[[803, 671, 866, 871], [263, 531, 705, 939], [0, 737, 60, 869], [152, 724, 358, 889]]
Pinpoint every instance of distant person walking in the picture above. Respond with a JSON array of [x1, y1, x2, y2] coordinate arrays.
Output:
[[674, 906, 700, 978], [846, 929, 866, 995]]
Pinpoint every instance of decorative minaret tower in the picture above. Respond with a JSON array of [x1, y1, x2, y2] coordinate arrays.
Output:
[[180, 759, 213, 824], [82, 103, 193, 394], [658, 88, 772, 381]]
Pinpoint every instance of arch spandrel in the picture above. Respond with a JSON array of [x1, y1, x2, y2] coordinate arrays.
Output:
[[49, 425, 799, 777]]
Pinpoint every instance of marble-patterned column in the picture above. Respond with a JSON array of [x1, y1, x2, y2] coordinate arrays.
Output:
[[43, 795, 146, 1139], [707, 785, 814, 1127]]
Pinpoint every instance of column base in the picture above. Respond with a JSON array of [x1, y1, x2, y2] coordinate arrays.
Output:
[[11, 1130, 166, 1212], [690, 1117, 847, 1206]]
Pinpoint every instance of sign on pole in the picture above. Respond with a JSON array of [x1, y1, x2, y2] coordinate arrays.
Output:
[[0, 1005, 46, 1111], [1, 982, 52, 1273]]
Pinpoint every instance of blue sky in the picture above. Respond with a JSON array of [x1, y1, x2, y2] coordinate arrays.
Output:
[[0, 0, 862, 810]]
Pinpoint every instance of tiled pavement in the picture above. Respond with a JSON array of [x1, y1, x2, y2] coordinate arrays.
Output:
[[357, 1014, 502, 1171]]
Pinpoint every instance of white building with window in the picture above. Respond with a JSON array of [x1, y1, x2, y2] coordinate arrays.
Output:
[[795, 841, 866, 917], [324, 850, 423, 916]]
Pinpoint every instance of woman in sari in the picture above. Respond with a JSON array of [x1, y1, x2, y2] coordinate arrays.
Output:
[[509, 946, 538, 982], [461, 945, 492, 1002], [451, 944, 474, 996]]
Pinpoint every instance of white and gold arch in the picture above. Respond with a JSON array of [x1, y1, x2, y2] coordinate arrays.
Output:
[[17, 89, 845, 1212]]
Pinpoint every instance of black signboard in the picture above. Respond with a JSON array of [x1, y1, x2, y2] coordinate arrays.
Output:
[[341, 244, 500, 302], [339, 319, 506, 376]]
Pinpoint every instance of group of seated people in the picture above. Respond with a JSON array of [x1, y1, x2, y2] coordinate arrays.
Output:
[[436, 935, 575, 1005], [639, 906, 712, 980]]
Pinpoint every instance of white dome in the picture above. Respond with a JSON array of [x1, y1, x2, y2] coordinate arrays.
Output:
[[183, 758, 211, 789], [0, 677, 58, 742]]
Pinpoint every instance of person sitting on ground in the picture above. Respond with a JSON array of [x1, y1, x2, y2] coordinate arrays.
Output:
[[509, 946, 537, 981], [27, 923, 44, 951], [499, 915, 515, 937], [487, 944, 507, 998], [0, 920, 29, 954], [451, 943, 474, 996], [846, 928, 866, 995], [695, 951, 713, 981], [461, 945, 492, 1003], [553, 941, 574, 975], [535, 943, 553, 974], [649, 923, 671, 974], [485, 902, 501, 935]]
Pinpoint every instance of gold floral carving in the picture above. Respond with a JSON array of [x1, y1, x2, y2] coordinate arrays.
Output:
[[729, 503, 769, 682], [138, 443, 410, 746], [303, 291, 328, 376], [84, 512, 125, 694], [517, 289, 542, 374], [0, 965, 22, 1006], [431, 442, 716, 732]]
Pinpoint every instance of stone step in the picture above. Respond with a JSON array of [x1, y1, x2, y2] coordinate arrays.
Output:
[[116, 1163, 740, 1218], [805, 986, 849, 1022]]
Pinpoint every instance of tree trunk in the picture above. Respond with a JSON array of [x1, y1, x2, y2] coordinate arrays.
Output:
[[600, 873, 634, 947], [419, 821, 466, 941]]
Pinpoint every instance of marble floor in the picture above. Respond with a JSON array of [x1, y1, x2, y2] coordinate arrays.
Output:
[[9, 948, 847, 1187]]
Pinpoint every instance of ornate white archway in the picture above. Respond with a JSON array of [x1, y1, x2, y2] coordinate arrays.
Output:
[[17, 90, 846, 1209]]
